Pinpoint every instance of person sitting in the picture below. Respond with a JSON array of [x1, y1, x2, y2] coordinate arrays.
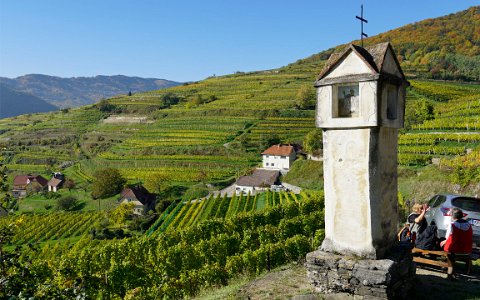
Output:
[[440, 208, 473, 279], [408, 203, 438, 250]]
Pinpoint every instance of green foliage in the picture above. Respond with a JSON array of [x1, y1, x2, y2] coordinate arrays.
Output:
[[303, 129, 322, 155], [405, 97, 434, 129], [2, 192, 324, 298], [91, 168, 126, 199], [109, 202, 134, 225], [56, 195, 80, 211], [181, 183, 209, 201], [96, 99, 117, 113], [63, 178, 76, 191], [0, 163, 15, 211], [283, 158, 323, 190], [186, 94, 205, 108], [295, 84, 316, 109], [160, 92, 182, 108]]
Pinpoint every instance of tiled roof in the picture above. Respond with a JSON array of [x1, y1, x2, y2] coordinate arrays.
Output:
[[13, 175, 29, 186], [316, 42, 405, 81], [120, 185, 154, 205], [235, 169, 280, 187], [261, 144, 294, 156], [48, 177, 63, 187], [13, 174, 48, 187]]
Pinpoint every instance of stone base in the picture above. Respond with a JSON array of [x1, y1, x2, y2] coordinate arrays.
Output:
[[306, 246, 415, 299]]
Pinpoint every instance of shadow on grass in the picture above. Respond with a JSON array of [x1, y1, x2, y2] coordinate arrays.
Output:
[[412, 263, 480, 300], [73, 201, 86, 211]]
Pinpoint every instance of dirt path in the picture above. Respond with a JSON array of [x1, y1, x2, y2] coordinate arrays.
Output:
[[412, 265, 480, 300]]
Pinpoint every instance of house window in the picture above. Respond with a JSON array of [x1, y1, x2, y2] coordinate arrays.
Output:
[[266, 162, 269, 166], [271, 163, 274, 166], [281, 156, 286, 159], [334, 84, 359, 118], [386, 84, 398, 120]]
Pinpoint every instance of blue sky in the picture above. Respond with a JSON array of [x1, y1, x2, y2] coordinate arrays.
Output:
[[0, 1, 477, 82]]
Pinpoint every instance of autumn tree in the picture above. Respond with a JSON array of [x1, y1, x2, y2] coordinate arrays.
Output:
[[0, 164, 15, 211], [91, 168, 126, 199], [303, 129, 322, 156], [295, 85, 316, 109], [63, 178, 76, 191], [109, 202, 135, 226]]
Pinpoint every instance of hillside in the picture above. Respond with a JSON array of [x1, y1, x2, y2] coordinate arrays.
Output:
[[0, 84, 58, 118], [1, 6, 480, 299], [0, 6, 478, 204], [0, 74, 181, 108], [286, 6, 480, 81]]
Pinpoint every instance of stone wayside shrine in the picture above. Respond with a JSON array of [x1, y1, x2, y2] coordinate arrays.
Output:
[[305, 42, 415, 299]]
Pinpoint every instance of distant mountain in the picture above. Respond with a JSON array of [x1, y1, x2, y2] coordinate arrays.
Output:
[[0, 74, 181, 108], [0, 84, 58, 118]]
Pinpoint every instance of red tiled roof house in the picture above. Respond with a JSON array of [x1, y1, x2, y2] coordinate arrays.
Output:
[[12, 174, 48, 198], [261, 144, 296, 172]]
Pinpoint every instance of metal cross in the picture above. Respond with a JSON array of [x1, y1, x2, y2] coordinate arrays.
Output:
[[356, 5, 368, 47]]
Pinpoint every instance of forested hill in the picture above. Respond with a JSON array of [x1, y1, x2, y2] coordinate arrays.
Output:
[[0, 74, 181, 109], [286, 6, 480, 81]]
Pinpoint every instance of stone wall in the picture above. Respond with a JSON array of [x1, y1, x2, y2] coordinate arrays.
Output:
[[306, 246, 415, 299]]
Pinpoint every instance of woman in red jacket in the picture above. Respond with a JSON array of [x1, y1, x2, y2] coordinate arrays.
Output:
[[440, 208, 473, 279]]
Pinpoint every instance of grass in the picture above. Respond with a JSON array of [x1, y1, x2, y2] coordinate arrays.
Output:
[[194, 263, 316, 300], [282, 158, 323, 190], [16, 188, 118, 213]]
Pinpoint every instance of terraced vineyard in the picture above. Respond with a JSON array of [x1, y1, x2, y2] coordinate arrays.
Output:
[[147, 190, 316, 235], [0, 211, 103, 245], [0, 69, 320, 190], [0, 78, 478, 192], [397, 80, 480, 166], [3, 190, 324, 298]]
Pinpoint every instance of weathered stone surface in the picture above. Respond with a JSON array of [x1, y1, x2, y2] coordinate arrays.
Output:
[[306, 249, 414, 299]]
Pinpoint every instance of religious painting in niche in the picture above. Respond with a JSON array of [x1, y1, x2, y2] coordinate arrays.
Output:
[[386, 85, 397, 120], [337, 85, 359, 117]]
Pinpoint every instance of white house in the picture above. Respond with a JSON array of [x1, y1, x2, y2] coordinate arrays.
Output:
[[261, 144, 296, 172], [235, 169, 280, 195]]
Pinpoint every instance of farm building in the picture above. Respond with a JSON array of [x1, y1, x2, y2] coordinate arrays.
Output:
[[118, 185, 156, 215], [261, 144, 296, 172], [12, 174, 48, 198], [48, 172, 65, 192], [235, 169, 280, 195], [48, 178, 63, 192]]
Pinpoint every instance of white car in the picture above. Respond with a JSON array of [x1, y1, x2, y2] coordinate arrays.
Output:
[[424, 194, 480, 256]]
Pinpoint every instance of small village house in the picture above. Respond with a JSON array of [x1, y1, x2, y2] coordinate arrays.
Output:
[[12, 174, 48, 198], [235, 169, 280, 195], [261, 144, 296, 173], [47, 172, 65, 192], [47, 178, 63, 192], [118, 185, 156, 215]]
